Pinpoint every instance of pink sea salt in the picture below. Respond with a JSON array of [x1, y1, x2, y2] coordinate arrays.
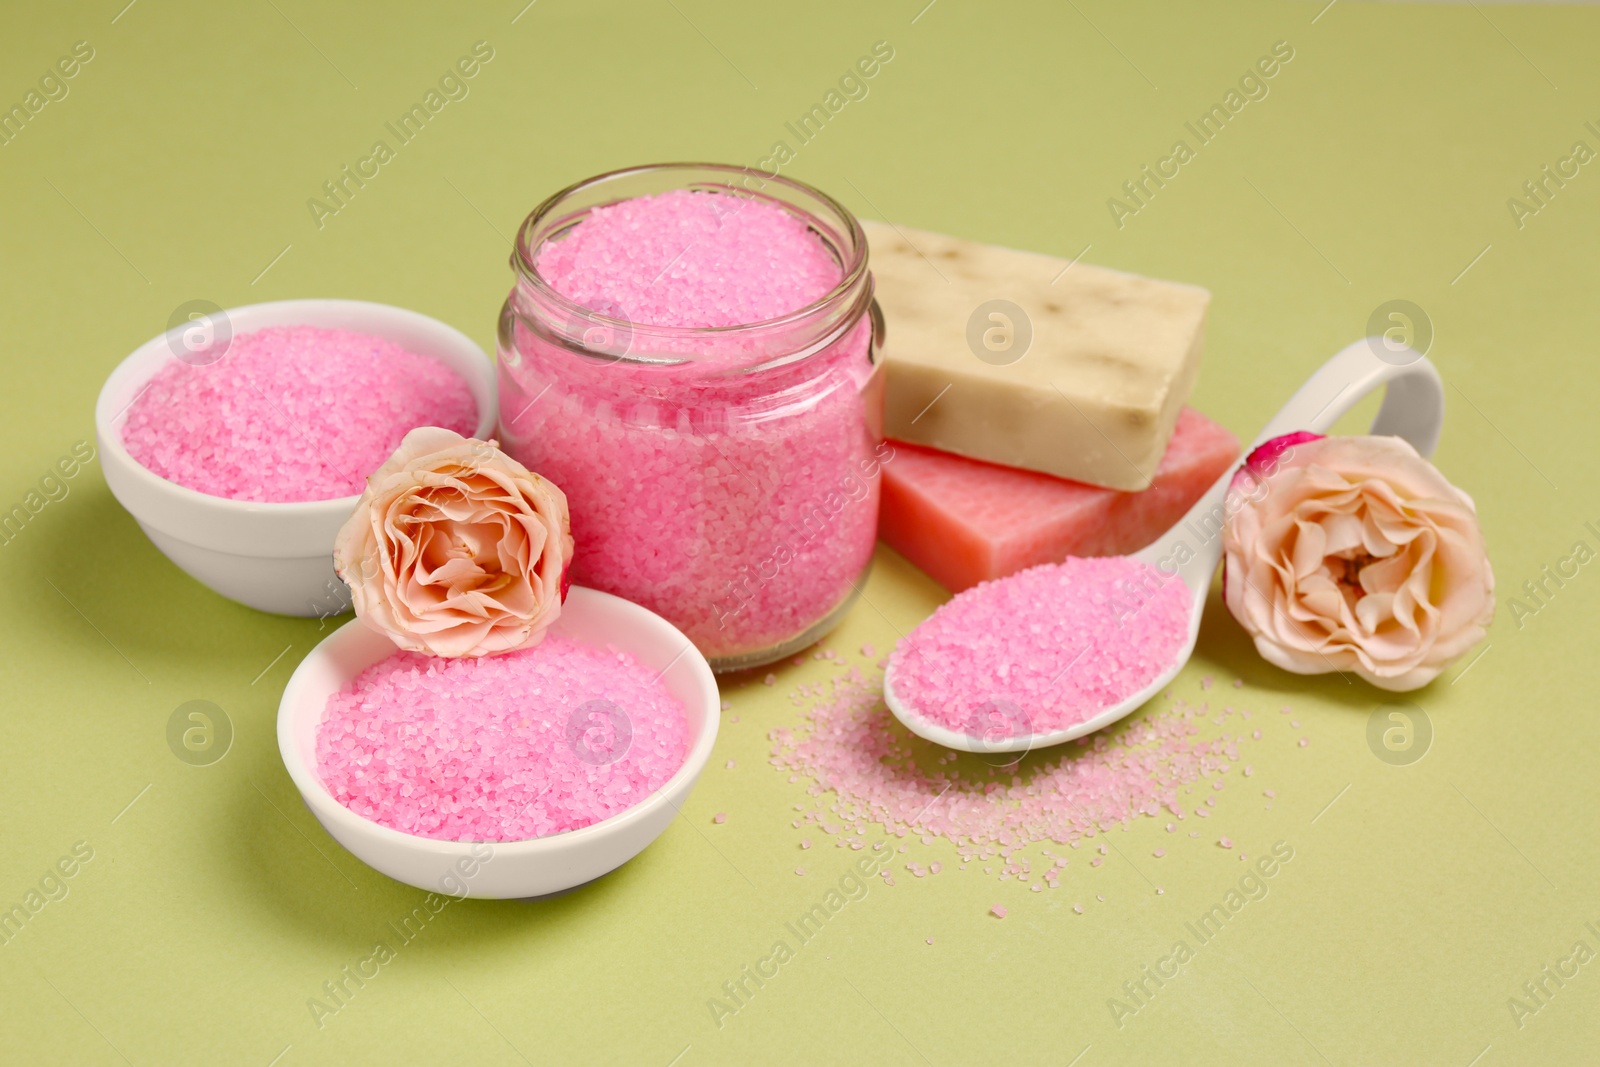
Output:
[[990, 905, 1008, 919], [534, 190, 841, 329], [503, 190, 879, 661], [122, 325, 476, 502], [772, 666, 1253, 886], [887, 558, 1191, 738], [316, 635, 688, 842]]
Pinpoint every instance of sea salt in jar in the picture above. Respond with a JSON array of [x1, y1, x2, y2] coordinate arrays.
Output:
[[498, 164, 885, 672]]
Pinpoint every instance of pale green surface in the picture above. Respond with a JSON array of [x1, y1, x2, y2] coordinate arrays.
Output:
[[2, 1, 1596, 1064]]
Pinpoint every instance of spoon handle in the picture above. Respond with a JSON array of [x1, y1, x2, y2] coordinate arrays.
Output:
[[1137, 338, 1445, 582], [1247, 338, 1444, 456]]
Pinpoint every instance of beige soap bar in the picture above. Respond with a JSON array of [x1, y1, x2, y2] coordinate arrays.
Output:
[[865, 220, 1210, 491]]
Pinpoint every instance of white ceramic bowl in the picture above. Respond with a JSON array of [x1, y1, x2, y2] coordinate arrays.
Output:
[[95, 299, 496, 616], [277, 587, 721, 899]]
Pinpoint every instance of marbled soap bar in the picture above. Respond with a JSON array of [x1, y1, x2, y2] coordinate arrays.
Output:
[[879, 407, 1239, 593], [865, 220, 1210, 491]]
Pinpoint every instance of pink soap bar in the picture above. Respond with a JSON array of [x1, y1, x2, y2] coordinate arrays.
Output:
[[879, 407, 1239, 592]]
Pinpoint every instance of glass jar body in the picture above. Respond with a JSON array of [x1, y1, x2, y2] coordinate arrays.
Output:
[[498, 165, 885, 671]]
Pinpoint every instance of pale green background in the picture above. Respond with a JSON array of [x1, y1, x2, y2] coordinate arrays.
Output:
[[1, 1, 1596, 1063]]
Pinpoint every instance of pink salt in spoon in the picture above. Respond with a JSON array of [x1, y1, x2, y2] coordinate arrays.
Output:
[[882, 338, 1446, 755]]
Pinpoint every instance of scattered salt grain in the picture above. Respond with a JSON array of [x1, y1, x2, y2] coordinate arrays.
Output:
[[771, 667, 1248, 886]]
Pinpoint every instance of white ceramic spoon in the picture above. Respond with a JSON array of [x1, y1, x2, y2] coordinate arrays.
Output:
[[883, 338, 1446, 755]]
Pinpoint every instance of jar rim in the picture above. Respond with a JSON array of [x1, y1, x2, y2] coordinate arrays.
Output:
[[511, 162, 870, 340]]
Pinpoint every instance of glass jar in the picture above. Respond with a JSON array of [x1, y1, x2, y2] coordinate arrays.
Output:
[[498, 164, 885, 672]]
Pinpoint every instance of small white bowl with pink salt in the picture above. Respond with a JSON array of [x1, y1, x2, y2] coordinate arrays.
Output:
[[277, 586, 720, 899], [95, 299, 495, 616]]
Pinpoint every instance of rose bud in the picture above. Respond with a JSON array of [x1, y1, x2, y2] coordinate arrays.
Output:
[[1222, 433, 1493, 691], [334, 427, 574, 658]]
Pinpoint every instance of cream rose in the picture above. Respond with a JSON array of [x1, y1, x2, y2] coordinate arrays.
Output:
[[334, 427, 574, 658], [1222, 433, 1493, 691]]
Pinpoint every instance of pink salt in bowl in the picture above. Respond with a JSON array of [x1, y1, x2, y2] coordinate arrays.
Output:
[[94, 299, 496, 616], [276, 586, 721, 899]]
